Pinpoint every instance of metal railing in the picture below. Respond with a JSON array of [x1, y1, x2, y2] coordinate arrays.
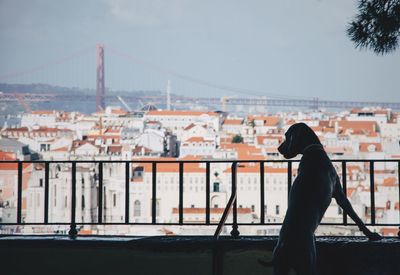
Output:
[[0, 159, 399, 238]]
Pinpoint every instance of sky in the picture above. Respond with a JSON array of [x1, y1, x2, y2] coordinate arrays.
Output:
[[0, 0, 399, 102]]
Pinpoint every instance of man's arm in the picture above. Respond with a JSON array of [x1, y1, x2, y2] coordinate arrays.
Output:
[[333, 174, 382, 241]]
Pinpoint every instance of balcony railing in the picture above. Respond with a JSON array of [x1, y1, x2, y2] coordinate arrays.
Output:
[[0, 159, 399, 238]]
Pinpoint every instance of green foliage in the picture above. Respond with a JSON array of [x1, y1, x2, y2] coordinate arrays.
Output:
[[347, 0, 400, 54], [232, 135, 244, 143]]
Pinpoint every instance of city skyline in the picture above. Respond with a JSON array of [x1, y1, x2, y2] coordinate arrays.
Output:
[[0, 0, 399, 102]]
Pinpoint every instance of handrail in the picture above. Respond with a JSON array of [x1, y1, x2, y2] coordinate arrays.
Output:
[[0, 159, 399, 239], [214, 162, 239, 239]]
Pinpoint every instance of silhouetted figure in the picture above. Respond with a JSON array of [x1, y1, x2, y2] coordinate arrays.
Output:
[[260, 123, 382, 275]]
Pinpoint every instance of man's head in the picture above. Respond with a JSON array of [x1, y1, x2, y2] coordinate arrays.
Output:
[[278, 123, 321, 159]]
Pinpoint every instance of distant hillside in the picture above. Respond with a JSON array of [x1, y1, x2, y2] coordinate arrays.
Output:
[[0, 83, 161, 96]]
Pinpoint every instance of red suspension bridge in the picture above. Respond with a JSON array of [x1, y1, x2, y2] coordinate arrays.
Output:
[[1, 44, 399, 111]]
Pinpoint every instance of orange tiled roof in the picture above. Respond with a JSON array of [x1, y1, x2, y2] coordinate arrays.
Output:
[[223, 119, 244, 125], [0, 163, 31, 170], [184, 137, 214, 143], [338, 120, 376, 134], [359, 142, 382, 152], [31, 110, 56, 115], [382, 177, 397, 187], [51, 146, 69, 152], [247, 115, 280, 126], [111, 109, 129, 115], [0, 151, 16, 160]]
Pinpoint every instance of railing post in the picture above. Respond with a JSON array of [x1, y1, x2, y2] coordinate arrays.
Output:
[[125, 161, 130, 224], [179, 162, 184, 225], [206, 162, 210, 225], [98, 162, 103, 224], [17, 162, 23, 224], [370, 161, 375, 225], [68, 162, 77, 238], [260, 161, 265, 224], [398, 161, 400, 237], [44, 162, 49, 224], [230, 162, 239, 238], [152, 162, 157, 224], [342, 161, 347, 225]]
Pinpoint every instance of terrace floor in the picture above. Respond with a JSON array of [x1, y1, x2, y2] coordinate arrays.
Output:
[[1, 235, 399, 275]]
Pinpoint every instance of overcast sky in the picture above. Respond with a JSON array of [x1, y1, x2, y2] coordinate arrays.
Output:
[[0, 0, 399, 102]]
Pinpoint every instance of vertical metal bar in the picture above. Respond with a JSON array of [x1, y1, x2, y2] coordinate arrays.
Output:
[[44, 162, 49, 224], [398, 161, 400, 237], [68, 162, 77, 238], [287, 161, 292, 199], [98, 162, 103, 224], [230, 162, 239, 238], [152, 162, 157, 224], [342, 161, 347, 225], [370, 161, 375, 225], [125, 161, 130, 224], [179, 162, 184, 225], [260, 161, 265, 224], [17, 162, 23, 224], [206, 162, 210, 225]]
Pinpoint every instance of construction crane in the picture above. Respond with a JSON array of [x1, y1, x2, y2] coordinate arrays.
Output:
[[117, 96, 133, 112], [13, 93, 31, 113]]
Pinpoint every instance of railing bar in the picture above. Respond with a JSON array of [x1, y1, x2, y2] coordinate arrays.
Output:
[[44, 162, 49, 224], [231, 162, 239, 238], [260, 162, 265, 224], [1, 222, 399, 226], [342, 161, 347, 225], [206, 162, 210, 225], [125, 161, 130, 224], [2, 159, 400, 164], [70, 162, 77, 236], [398, 161, 400, 236], [152, 162, 157, 224], [17, 162, 23, 224], [370, 161, 375, 225], [179, 162, 184, 225], [98, 162, 103, 224]]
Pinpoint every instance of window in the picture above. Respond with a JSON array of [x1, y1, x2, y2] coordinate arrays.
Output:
[[275, 205, 280, 215], [214, 204, 218, 208], [39, 178, 43, 187], [134, 200, 141, 217], [65, 196, 68, 208], [113, 194, 117, 207], [251, 205, 255, 212], [82, 195, 85, 209], [40, 144, 47, 152], [213, 182, 220, 192]]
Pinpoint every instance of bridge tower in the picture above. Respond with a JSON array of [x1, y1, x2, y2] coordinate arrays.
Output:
[[96, 44, 105, 111]]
